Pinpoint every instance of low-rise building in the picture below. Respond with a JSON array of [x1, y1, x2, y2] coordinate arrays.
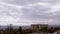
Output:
[[57, 30, 60, 34], [31, 24, 48, 29]]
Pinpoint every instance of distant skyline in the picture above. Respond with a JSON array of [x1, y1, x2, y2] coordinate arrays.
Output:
[[0, 0, 60, 25]]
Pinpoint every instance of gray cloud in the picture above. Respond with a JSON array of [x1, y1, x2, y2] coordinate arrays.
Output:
[[0, 0, 60, 25]]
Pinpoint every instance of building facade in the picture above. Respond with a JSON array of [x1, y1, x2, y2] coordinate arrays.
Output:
[[31, 24, 48, 29]]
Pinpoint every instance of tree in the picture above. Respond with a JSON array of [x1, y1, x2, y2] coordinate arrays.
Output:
[[16, 26, 22, 34], [41, 27, 48, 34], [4, 24, 14, 34], [48, 27, 55, 34], [32, 27, 40, 33]]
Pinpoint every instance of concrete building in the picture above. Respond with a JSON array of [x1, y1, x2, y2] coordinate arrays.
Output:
[[31, 24, 48, 29], [28, 33, 43, 34], [57, 30, 60, 34], [31, 24, 39, 29], [28, 32, 48, 34]]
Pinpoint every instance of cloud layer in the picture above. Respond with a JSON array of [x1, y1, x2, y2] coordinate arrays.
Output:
[[0, 0, 60, 25]]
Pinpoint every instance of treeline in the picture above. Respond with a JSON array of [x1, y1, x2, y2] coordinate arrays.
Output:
[[0, 26, 60, 34]]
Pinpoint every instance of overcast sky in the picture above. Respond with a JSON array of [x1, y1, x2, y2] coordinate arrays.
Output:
[[0, 0, 60, 25]]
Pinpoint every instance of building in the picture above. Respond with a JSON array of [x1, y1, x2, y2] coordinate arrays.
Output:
[[31, 24, 48, 29], [28, 33, 43, 34], [57, 30, 60, 34], [31, 24, 39, 29]]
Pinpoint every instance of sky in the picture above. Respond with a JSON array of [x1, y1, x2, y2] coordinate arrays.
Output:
[[0, 0, 60, 26]]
